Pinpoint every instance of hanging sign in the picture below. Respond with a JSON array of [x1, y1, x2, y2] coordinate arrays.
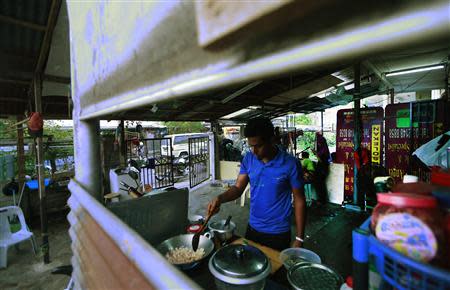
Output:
[[336, 107, 384, 198], [371, 124, 381, 164]]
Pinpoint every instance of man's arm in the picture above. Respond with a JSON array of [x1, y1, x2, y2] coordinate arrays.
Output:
[[292, 186, 306, 247], [207, 174, 249, 216]]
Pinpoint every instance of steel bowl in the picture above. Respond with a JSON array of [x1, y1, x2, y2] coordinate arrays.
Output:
[[157, 234, 215, 270], [188, 214, 204, 224], [208, 219, 236, 243]]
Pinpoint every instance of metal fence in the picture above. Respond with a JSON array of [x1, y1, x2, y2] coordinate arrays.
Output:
[[188, 136, 210, 188], [126, 138, 175, 189]]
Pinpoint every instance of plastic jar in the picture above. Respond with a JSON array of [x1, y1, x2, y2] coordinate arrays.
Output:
[[371, 193, 445, 263], [433, 184, 450, 269]]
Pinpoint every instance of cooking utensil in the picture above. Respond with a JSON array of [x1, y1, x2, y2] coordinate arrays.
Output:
[[279, 248, 321, 270], [208, 219, 236, 244], [287, 262, 343, 290], [192, 211, 213, 251], [157, 234, 214, 270], [224, 215, 232, 228], [209, 244, 271, 290]]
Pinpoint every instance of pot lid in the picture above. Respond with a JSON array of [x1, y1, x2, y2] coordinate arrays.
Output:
[[209, 244, 271, 285], [288, 262, 343, 290]]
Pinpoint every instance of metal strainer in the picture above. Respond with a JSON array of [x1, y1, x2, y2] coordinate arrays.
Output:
[[287, 262, 343, 290]]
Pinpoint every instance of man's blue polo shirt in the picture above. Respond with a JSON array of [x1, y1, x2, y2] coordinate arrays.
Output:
[[239, 149, 303, 234]]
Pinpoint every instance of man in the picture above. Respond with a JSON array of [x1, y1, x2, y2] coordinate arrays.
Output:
[[312, 131, 330, 205], [207, 117, 306, 251]]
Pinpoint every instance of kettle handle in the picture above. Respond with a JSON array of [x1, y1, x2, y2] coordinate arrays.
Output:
[[204, 232, 214, 240]]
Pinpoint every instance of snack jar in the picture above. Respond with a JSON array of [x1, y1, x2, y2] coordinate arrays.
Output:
[[371, 193, 445, 264]]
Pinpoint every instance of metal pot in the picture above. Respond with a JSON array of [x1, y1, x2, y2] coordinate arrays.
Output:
[[209, 244, 271, 290], [287, 262, 343, 290], [157, 234, 214, 271], [208, 219, 236, 243]]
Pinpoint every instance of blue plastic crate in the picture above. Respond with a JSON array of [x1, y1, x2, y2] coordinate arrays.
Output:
[[358, 218, 450, 290]]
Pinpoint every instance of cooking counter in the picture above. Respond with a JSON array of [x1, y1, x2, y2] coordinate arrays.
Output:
[[183, 236, 291, 290], [186, 259, 290, 290]]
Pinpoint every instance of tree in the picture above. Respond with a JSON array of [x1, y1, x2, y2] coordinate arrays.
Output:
[[0, 119, 18, 139], [294, 114, 313, 125], [0, 119, 75, 178], [164, 121, 208, 134]]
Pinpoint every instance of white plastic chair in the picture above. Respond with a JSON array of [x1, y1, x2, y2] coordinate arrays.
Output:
[[0, 206, 37, 268]]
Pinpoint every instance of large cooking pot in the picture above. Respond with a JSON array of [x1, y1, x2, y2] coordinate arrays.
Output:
[[157, 234, 214, 270], [209, 244, 271, 290], [208, 219, 236, 243]]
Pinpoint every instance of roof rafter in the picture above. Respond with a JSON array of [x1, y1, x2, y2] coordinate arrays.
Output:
[[0, 14, 46, 31]]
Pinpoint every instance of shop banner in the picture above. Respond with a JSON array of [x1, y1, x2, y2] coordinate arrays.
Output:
[[336, 107, 384, 198], [385, 100, 447, 183]]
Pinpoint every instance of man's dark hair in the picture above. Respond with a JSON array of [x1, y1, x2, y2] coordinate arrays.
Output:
[[244, 117, 274, 143], [302, 151, 309, 158]]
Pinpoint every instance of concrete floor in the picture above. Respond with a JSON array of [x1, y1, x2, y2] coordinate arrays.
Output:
[[189, 182, 369, 278], [0, 180, 368, 289], [0, 212, 71, 290]]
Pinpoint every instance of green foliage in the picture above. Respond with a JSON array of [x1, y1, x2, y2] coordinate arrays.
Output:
[[164, 121, 208, 135], [296, 132, 336, 160], [0, 119, 74, 178], [294, 114, 313, 125], [0, 119, 18, 139], [297, 132, 315, 153], [324, 132, 336, 148], [44, 120, 73, 140]]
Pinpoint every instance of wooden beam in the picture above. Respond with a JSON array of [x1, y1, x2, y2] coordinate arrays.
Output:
[[0, 74, 70, 85], [0, 97, 27, 103], [43, 74, 70, 84], [34, 74, 50, 264], [16, 116, 25, 199], [0, 14, 46, 31], [34, 0, 63, 74], [0, 77, 29, 86]]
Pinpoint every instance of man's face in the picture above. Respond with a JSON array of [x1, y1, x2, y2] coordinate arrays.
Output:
[[247, 136, 271, 160]]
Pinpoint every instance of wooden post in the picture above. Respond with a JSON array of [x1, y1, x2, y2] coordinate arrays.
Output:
[[120, 120, 126, 165], [16, 115, 25, 201], [320, 111, 324, 135], [353, 63, 361, 208], [389, 89, 395, 104], [34, 74, 50, 264]]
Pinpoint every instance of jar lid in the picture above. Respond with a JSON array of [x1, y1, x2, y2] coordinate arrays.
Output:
[[377, 193, 437, 208], [208, 244, 271, 285]]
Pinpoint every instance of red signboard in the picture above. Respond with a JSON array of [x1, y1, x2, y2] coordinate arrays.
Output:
[[336, 107, 384, 198], [385, 100, 447, 183]]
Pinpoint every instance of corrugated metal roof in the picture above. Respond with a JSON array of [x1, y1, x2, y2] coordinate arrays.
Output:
[[0, 0, 50, 57], [0, 0, 72, 119]]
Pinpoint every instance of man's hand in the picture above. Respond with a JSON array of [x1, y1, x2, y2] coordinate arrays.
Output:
[[207, 196, 221, 216], [291, 239, 303, 248]]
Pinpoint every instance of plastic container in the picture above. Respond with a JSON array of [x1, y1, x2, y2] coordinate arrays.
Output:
[[353, 218, 450, 290], [279, 247, 321, 270], [431, 169, 450, 266], [371, 193, 445, 264]]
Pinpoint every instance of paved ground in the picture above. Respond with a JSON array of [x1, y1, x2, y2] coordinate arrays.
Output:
[[189, 182, 369, 279], [0, 181, 368, 289], [0, 211, 71, 290]]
